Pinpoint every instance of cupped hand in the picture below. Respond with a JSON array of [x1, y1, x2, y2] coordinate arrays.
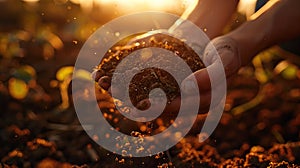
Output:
[[178, 35, 242, 113], [131, 35, 242, 117], [94, 35, 241, 117]]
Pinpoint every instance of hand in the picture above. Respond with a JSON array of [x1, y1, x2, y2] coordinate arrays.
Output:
[[175, 35, 242, 113], [95, 35, 240, 114], [93, 26, 241, 123]]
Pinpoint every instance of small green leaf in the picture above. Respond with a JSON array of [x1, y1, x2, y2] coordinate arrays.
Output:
[[282, 65, 298, 80], [274, 61, 298, 80], [73, 69, 92, 81], [8, 77, 29, 99], [56, 66, 74, 81], [12, 65, 36, 83]]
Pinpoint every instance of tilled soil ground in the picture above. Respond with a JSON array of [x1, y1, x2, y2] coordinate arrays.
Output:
[[1, 44, 300, 167]]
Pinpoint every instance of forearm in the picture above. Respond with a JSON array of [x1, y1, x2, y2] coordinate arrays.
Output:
[[227, 0, 300, 66], [186, 0, 239, 39]]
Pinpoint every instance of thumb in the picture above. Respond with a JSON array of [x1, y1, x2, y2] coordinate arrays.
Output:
[[204, 36, 241, 77], [181, 55, 228, 96], [181, 68, 211, 96], [181, 36, 241, 96]]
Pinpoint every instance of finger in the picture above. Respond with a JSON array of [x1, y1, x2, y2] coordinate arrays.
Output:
[[214, 46, 240, 78], [96, 92, 116, 109], [165, 93, 211, 114], [129, 97, 179, 120], [98, 76, 111, 90], [181, 68, 212, 95], [136, 99, 151, 110], [96, 92, 113, 101], [167, 92, 211, 114], [166, 83, 225, 115], [181, 57, 226, 96], [96, 93, 113, 102], [91, 69, 105, 82], [188, 114, 208, 134], [183, 36, 240, 97], [204, 37, 241, 77], [199, 91, 212, 111], [98, 101, 115, 109]]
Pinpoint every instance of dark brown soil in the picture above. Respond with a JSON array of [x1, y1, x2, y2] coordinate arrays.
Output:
[[2, 48, 300, 168], [92, 33, 207, 136], [94, 33, 205, 106]]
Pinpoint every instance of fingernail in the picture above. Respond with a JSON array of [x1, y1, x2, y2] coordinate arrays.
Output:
[[91, 69, 104, 81], [136, 99, 151, 110], [91, 70, 98, 81], [219, 49, 235, 67], [181, 78, 197, 95], [98, 76, 111, 90]]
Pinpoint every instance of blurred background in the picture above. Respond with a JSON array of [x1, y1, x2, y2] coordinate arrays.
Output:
[[1, 0, 300, 167]]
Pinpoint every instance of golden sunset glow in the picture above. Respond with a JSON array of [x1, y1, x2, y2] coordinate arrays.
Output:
[[70, 0, 187, 14]]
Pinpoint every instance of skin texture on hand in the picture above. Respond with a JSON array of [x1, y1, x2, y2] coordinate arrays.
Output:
[[161, 0, 300, 115], [176, 0, 300, 113], [228, 0, 300, 66], [186, 0, 239, 39], [164, 36, 241, 114]]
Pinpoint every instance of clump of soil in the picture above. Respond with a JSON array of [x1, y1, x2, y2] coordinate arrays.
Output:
[[170, 137, 300, 168], [93, 33, 205, 106]]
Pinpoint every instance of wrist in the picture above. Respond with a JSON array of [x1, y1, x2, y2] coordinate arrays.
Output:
[[226, 19, 271, 66]]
